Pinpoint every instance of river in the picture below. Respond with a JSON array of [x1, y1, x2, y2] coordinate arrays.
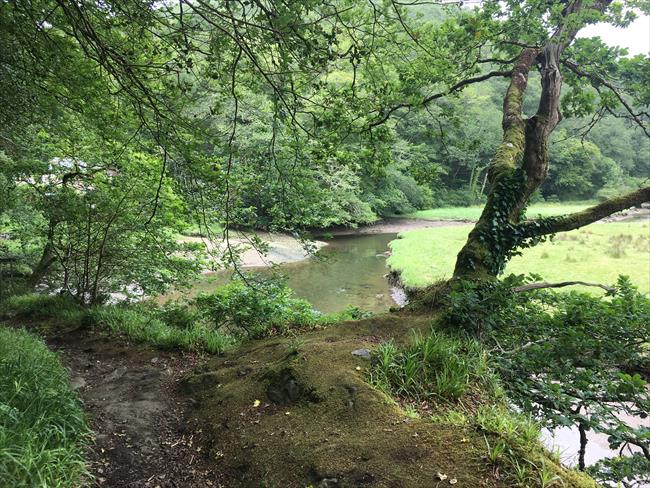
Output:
[[167, 232, 404, 313]]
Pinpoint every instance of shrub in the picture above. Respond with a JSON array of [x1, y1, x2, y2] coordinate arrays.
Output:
[[193, 275, 324, 338], [156, 302, 199, 330], [0, 327, 90, 487], [443, 275, 650, 485]]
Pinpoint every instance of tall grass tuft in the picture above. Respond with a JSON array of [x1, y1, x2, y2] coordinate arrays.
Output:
[[370, 331, 495, 402], [0, 294, 83, 321], [0, 327, 90, 487]]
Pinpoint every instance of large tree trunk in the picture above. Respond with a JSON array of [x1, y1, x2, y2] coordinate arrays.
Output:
[[450, 0, 649, 282], [28, 219, 58, 290]]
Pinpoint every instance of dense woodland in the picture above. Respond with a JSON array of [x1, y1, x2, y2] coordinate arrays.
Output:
[[1, 1, 649, 487]]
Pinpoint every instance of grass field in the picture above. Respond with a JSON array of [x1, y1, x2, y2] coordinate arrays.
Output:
[[405, 201, 596, 221], [387, 221, 650, 294]]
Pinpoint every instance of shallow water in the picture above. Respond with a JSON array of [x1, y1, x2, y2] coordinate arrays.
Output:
[[166, 233, 400, 313]]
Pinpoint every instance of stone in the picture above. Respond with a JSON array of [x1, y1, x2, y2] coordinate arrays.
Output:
[[70, 376, 86, 390], [105, 366, 127, 382], [351, 348, 371, 360]]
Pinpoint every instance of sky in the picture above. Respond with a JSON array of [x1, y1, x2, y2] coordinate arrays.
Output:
[[577, 14, 649, 56]]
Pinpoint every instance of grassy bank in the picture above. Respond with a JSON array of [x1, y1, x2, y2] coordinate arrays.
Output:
[[0, 282, 367, 356], [405, 201, 596, 221], [388, 221, 650, 293], [0, 327, 90, 487]]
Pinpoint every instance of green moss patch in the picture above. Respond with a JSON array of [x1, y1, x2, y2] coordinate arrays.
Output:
[[182, 313, 594, 487]]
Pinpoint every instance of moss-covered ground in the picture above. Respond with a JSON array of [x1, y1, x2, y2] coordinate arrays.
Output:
[[183, 313, 597, 487], [387, 221, 650, 293]]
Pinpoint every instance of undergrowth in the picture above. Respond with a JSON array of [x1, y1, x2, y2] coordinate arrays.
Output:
[[0, 275, 370, 355], [0, 327, 90, 487]]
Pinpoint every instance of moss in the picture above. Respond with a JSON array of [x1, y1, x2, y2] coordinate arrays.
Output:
[[182, 313, 597, 487]]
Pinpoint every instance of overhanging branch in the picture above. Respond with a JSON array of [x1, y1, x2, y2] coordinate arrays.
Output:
[[562, 59, 650, 138], [520, 186, 650, 237], [368, 70, 512, 127]]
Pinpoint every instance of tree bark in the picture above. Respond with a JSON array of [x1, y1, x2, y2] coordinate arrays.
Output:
[[450, 0, 630, 283], [28, 219, 58, 290]]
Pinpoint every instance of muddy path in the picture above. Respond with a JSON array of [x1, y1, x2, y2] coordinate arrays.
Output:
[[44, 326, 218, 487]]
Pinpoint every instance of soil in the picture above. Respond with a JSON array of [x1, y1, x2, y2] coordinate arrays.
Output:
[[42, 325, 217, 488]]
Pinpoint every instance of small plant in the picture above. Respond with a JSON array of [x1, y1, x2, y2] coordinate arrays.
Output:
[[484, 436, 508, 464], [404, 404, 420, 419]]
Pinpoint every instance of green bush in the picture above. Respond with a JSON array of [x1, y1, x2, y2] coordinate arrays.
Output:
[[443, 275, 650, 486], [370, 331, 494, 402], [0, 327, 90, 487], [193, 275, 324, 338]]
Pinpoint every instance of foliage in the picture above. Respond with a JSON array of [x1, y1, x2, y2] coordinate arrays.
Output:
[[443, 275, 650, 485], [370, 330, 495, 402], [473, 405, 572, 488], [0, 327, 90, 487], [194, 275, 322, 338], [192, 274, 367, 339]]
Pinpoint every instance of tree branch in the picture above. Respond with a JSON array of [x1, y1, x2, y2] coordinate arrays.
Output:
[[368, 70, 512, 128], [513, 281, 615, 293], [520, 186, 650, 237], [562, 59, 650, 138]]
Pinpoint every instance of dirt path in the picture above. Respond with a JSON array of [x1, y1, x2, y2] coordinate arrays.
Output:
[[45, 326, 217, 487]]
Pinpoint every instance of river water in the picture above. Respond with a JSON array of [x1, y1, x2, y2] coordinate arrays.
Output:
[[169, 232, 402, 313]]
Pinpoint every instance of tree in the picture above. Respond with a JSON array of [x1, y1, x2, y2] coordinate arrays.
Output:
[[447, 1, 650, 281]]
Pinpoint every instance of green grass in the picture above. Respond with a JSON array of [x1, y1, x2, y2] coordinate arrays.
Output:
[[370, 330, 495, 402], [0, 295, 236, 355], [405, 201, 596, 221], [86, 305, 236, 354], [179, 222, 223, 237], [388, 221, 650, 294], [0, 327, 90, 487]]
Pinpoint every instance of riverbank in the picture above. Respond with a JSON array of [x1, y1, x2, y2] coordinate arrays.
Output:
[[179, 231, 328, 269]]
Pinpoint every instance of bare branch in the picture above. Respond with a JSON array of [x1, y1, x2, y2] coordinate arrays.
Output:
[[513, 281, 615, 293]]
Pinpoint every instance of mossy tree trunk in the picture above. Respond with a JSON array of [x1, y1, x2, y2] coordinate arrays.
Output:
[[450, 2, 650, 282]]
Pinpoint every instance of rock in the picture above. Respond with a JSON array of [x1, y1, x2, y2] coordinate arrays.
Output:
[[70, 376, 86, 390], [179, 372, 221, 394], [105, 366, 127, 382], [351, 348, 371, 360], [266, 368, 319, 405], [642, 202, 650, 209], [150, 357, 159, 364], [318, 478, 339, 488]]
